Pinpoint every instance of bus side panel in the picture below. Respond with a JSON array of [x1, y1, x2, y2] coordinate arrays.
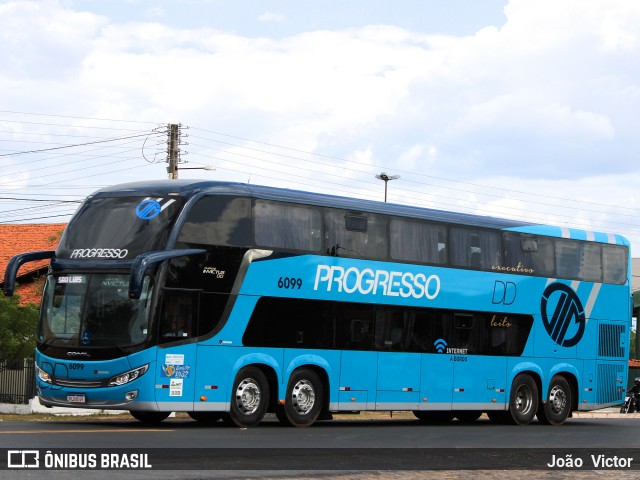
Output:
[[193, 345, 284, 413], [155, 343, 198, 412], [339, 351, 377, 410], [452, 356, 507, 411], [417, 354, 453, 411], [282, 349, 341, 408], [375, 351, 420, 410]]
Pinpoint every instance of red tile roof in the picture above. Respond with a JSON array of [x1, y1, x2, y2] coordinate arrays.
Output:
[[630, 359, 640, 368], [0, 224, 66, 304]]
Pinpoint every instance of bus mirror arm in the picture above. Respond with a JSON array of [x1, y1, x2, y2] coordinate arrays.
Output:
[[3, 250, 55, 297], [128, 249, 206, 299]]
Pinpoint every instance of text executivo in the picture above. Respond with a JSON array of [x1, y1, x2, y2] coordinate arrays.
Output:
[[313, 265, 440, 300]]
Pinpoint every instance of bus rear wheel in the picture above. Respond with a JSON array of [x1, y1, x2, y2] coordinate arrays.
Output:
[[279, 368, 323, 427], [130, 411, 171, 424], [508, 373, 539, 425], [537, 375, 571, 425], [225, 366, 269, 428]]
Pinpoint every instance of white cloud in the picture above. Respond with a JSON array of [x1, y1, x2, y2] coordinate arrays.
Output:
[[258, 12, 285, 23], [1, 0, 640, 250]]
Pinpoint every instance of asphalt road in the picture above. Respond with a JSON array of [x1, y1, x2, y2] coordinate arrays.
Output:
[[2, 415, 640, 478]]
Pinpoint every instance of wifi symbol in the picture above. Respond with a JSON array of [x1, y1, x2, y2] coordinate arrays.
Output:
[[434, 339, 447, 353]]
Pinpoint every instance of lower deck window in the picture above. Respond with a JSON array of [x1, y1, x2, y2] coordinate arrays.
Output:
[[242, 297, 532, 356]]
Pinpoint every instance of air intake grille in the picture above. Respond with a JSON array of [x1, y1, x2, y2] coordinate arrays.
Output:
[[597, 363, 624, 405], [598, 324, 625, 358]]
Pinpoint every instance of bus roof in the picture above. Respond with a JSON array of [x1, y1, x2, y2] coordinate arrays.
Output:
[[91, 180, 628, 244]]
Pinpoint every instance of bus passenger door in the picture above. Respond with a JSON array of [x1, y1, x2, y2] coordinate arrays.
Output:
[[154, 291, 199, 412]]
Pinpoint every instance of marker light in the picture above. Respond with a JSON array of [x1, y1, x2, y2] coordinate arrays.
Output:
[[108, 364, 149, 386]]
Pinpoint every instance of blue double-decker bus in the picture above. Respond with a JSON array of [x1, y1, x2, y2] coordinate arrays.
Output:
[[3, 180, 632, 426]]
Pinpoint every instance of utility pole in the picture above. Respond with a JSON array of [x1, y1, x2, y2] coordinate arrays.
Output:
[[166, 123, 181, 179]]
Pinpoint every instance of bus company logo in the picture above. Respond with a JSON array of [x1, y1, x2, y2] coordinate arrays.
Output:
[[8, 450, 39, 468], [540, 282, 586, 348], [135, 198, 176, 220], [434, 339, 447, 353]]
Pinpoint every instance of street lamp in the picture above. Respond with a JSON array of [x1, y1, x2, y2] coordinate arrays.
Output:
[[375, 172, 400, 202], [167, 165, 216, 179]]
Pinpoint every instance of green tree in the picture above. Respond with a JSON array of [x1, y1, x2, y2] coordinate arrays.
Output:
[[0, 293, 39, 362]]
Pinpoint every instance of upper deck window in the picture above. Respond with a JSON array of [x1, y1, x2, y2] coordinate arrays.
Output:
[[603, 245, 628, 284], [254, 200, 321, 252], [390, 219, 447, 265], [503, 233, 555, 277], [57, 196, 184, 260], [177, 196, 251, 247], [324, 210, 387, 259], [449, 227, 501, 270], [556, 239, 602, 282]]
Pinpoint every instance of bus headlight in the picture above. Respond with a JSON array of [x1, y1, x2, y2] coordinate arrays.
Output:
[[108, 364, 149, 387], [35, 364, 52, 384]]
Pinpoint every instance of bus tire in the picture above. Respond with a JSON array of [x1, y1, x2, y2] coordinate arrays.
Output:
[[413, 411, 454, 424], [188, 411, 223, 424], [537, 375, 571, 426], [508, 373, 539, 425], [280, 368, 323, 427], [226, 366, 269, 428], [129, 411, 171, 424]]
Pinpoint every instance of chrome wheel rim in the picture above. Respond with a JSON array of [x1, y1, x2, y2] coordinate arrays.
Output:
[[291, 379, 316, 415], [548, 385, 567, 415], [235, 378, 261, 415], [515, 384, 533, 415]]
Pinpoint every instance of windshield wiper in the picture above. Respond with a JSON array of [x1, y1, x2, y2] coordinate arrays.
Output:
[[37, 336, 58, 352]]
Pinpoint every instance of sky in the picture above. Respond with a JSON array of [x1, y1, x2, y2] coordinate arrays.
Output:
[[1, 0, 640, 258]]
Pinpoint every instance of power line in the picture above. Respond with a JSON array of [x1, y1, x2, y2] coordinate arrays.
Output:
[[189, 131, 640, 215], [0, 109, 159, 125], [0, 131, 161, 158]]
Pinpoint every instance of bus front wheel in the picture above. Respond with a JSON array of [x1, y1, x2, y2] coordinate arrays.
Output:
[[537, 375, 572, 425], [279, 368, 323, 427], [508, 373, 539, 425], [130, 411, 171, 424], [225, 366, 269, 428]]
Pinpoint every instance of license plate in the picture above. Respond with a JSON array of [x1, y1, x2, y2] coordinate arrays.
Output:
[[67, 393, 85, 403]]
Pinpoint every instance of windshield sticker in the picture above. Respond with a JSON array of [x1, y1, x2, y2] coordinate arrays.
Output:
[[135, 197, 176, 220], [81, 332, 93, 345]]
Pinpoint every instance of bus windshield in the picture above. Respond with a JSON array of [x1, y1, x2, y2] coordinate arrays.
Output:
[[38, 274, 153, 348], [56, 196, 184, 260]]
